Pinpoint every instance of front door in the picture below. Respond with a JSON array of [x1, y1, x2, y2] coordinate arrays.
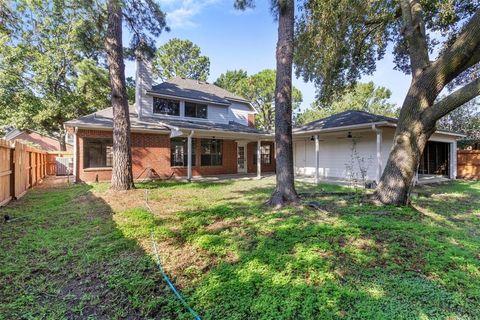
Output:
[[237, 144, 247, 173]]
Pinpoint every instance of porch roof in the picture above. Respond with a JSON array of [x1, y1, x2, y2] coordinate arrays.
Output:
[[293, 110, 465, 137], [64, 106, 269, 137]]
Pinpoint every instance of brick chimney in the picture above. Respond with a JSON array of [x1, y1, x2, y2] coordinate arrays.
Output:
[[248, 114, 255, 128]]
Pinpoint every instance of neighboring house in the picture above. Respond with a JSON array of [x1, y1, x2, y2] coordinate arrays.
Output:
[[64, 56, 463, 183], [3, 127, 73, 152], [64, 56, 275, 182], [292, 110, 464, 183]]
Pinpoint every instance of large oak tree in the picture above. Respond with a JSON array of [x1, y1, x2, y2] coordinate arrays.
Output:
[[295, 0, 480, 205]]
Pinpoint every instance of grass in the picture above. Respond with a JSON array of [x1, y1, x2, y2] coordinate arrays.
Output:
[[1, 177, 479, 319]]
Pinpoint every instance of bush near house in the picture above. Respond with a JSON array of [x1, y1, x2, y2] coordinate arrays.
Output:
[[1, 178, 479, 319]]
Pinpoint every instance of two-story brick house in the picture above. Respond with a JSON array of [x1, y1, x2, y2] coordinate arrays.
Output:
[[65, 56, 463, 184], [64, 56, 275, 182]]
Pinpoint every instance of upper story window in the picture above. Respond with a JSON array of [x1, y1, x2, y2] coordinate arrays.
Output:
[[185, 102, 208, 119], [153, 97, 180, 116]]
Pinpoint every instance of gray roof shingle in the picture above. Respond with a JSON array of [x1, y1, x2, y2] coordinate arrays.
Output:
[[150, 77, 251, 106], [294, 110, 397, 132], [64, 106, 267, 135]]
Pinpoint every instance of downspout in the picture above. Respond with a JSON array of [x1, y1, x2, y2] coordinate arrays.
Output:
[[73, 127, 78, 183], [187, 130, 194, 181], [371, 124, 383, 184]]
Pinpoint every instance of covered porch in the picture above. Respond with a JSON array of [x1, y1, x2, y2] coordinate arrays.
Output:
[[168, 128, 275, 181]]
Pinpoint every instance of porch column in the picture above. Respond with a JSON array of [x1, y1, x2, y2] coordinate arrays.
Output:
[[257, 140, 261, 179], [375, 129, 382, 183], [187, 131, 193, 182], [314, 135, 320, 183], [450, 140, 457, 179]]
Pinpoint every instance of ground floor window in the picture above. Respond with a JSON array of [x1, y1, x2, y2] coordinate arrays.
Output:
[[201, 139, 223, 166], [84, 138, 113, 168], [171, 138, 196, 167], [253, 144, 272, 165]]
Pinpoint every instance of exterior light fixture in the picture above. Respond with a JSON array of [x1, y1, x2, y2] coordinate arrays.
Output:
[[310, 136, 315, 141], [347, 132, 353, 138]]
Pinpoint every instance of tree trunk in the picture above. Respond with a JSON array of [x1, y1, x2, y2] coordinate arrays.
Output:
[[266, 0, 300, 208], [105, 0, 134, 190], [373, 113, 434, 205], [59, 130, 67, 151]]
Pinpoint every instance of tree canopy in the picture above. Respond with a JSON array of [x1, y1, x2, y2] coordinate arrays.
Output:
[[152, 38, 210, 81], [295, 0, 480, 104], [0, 0, 107, 147], [296, 82, 398, 124], [0, 0, 165, 149], [237, 69, 302, 131], [214, 69, 248, 93]]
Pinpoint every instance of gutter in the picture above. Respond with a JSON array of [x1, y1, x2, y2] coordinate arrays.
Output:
[[293, 121, 395, 136]]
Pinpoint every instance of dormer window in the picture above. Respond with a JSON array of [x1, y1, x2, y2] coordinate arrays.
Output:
[[153, 97, 180, 116], [185, 102, 208, 119]]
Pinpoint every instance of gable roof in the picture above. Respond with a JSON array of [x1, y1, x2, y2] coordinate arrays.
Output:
[[64, 106, 268, 136], [294, 110, 397, 133], [150, 77, 252, 107]]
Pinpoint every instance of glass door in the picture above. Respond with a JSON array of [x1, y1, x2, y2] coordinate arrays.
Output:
[[237, 144, 247, 173]]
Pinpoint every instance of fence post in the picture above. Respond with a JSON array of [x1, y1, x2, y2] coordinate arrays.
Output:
[[10, 147, 15, 199]]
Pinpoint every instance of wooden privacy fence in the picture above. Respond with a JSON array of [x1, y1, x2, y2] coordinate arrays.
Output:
[[0, 139, 48, 206], [457, 150, 480, 179]]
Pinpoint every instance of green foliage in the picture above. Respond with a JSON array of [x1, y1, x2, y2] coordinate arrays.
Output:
[[0, 1, 108, 145], [294, 0, 480, 103], [438, 98, 480, 140], [74, 59, 111, 111], [296, 82, 398, 124], [152, 38, 210, 81], [0, 0, 168, 146], [216, 69, 302, 131], [214, 69, 248, 93]]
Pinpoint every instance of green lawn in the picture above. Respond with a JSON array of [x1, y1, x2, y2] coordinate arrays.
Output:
[[1, 178, 479, 319]]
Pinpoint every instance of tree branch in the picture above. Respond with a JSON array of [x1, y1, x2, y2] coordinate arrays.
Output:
[[400, 0, 429, 77], [423, 77, 480, 122], [427, 9, 480, 88]]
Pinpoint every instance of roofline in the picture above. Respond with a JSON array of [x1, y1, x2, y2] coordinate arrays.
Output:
[[432, 129, 466, 138], [293, 121, 396, 135], [64, 123, 271, 138], [146, 90, 231, 106]]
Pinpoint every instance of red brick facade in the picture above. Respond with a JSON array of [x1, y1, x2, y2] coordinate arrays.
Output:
[[74, 129, 274, 182]]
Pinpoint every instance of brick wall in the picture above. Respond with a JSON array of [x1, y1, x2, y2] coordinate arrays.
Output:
[[247, 114, 255, 128], [75, 129, 239, 182], [247, 141, 276, 173]]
